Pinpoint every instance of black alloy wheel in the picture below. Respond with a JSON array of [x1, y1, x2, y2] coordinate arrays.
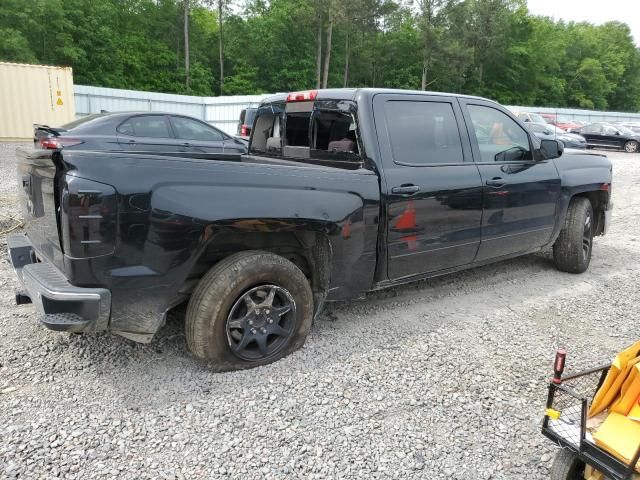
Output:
[[226, 284, 296, 361]]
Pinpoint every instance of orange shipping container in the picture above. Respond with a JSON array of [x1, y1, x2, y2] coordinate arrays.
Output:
[[0, 62, 75, 141]]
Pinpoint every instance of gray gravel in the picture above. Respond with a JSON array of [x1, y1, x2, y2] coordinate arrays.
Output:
[[0, 143, 638, 479]]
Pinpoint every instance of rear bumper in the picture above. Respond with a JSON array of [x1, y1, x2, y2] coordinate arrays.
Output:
[[7, 234, 111, 332]]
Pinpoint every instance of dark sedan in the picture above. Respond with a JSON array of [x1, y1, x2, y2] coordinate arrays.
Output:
[[34, 112, 247, 155], [571, 122, 640, 153], [526, 123, 587, 149]]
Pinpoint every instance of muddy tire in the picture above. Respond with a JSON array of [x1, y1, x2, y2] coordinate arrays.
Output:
[[185, 251, 313, 371], [550, 449, 585, 480], [553, 197, 594, 274]]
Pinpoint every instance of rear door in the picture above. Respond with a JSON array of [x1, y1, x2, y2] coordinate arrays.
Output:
[[373, 94, 483, 280], [116, 115, 183, 153], [579, 123, 604, 148], [168, 115, 226, 153], [459, 99, 561, 261]]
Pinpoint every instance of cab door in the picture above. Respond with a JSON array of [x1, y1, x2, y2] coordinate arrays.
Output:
[[373, 94, 484, 280], [459, 99, 561, 261]]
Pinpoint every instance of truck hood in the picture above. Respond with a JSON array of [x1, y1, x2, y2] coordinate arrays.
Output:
[[563, 148, 606, 157], [554, 150, 612, 189]]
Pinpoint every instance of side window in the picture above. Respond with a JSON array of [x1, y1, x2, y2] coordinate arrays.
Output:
[[118, 115, 171, 138], [603, 125, 618, 135], [583, 124, 601, 134], [118, 119, 135, 136], [170, 117, 224, 142], [384, 100, 464, 165], [467, 105, 531, 162]]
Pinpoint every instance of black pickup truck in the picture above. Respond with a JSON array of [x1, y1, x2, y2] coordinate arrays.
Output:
[[8, 88, 612, 370]]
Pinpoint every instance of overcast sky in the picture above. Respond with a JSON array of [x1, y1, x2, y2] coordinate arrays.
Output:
[[527, 0, 640, 45]]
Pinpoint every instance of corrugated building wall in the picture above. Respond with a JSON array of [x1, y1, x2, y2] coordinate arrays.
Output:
[[74, 85, 272, 135], [0, 62, 75, 140]]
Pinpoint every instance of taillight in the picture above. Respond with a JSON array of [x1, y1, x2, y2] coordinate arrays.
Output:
[[60, 176, 117, 258], [240, 125, 249, 136], [40, 137, 83, 149], [286, 90, 318, 102], [40, 138, 60, 149]]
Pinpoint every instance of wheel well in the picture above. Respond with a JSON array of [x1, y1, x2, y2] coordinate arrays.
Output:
[[573, 190, 608, 235], [181, 229, 331, 301]]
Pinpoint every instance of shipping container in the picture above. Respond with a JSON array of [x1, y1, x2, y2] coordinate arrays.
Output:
[[0, 62, 75, 141]]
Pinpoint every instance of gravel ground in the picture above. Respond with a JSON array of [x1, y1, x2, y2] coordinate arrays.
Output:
[[0, 143, 638, 479]]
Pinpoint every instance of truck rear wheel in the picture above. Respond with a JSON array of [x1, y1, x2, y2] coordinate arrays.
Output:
[[553, 197, 594, 274], [185, 251, 313, 371], [550, 449, 585, 480]]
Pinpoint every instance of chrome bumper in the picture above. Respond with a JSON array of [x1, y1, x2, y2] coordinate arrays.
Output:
[[7, 234, 111, 332]]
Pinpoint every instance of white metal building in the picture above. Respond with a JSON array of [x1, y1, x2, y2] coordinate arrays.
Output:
[[74, 85, 273, 135]]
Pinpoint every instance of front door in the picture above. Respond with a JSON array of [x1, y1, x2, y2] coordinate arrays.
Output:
[[460, 100, 561, 261], [373, 94, 484, 280]]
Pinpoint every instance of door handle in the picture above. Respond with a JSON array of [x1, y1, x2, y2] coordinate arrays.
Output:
[[391, 184, 421, 196], [127, 139, 136, 143], [182, 142, 191, 147], [486, 178, 507, 188]]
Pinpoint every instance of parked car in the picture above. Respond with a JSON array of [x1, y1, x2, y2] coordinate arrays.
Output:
[[526, 123, 587, 149], [9, 88, 612, 370], [34, 112, 247, 155], [538, 113, 582, 131], [513, 111, 547, 124], [572, 122, 640, 153], [237, 107, 258, 139]]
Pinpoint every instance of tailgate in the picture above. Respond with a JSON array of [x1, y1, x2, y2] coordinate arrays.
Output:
[[15, 147, 65, 271]]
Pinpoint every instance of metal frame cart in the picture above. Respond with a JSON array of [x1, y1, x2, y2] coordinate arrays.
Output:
[[542, 351, 640, 480]]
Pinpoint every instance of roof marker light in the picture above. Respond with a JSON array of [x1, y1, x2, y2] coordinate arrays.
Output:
[[286, 90, 318, 102]]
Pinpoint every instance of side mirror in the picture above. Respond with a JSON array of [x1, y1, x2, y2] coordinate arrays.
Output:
[[540, 139, 564, 159], [616, 131, 621, 136]]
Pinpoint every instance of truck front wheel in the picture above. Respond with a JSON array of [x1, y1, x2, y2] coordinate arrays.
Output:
[[553, 197, 594, 274], [185, 251, 314, 371]]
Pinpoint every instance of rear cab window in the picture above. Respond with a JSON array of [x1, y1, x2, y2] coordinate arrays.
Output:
[[249, 94, 362, 168]]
